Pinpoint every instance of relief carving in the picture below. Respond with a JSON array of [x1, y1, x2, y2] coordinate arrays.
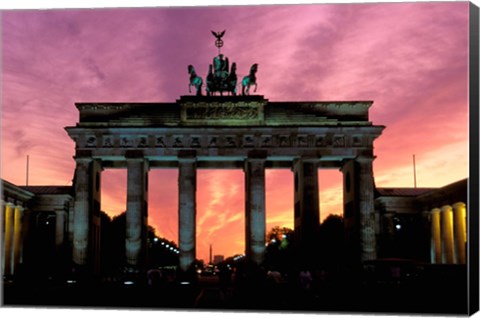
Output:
[[79, 104, 125, 111], [333, 136, 345, 147], [209, 137, 218, 147], [353, 136, 362, 147], [279, 136, 289, 147], [173, 137, 184, 148], [185, 105, 259, 120], [190, 137, 201, 148], [138, 137, 148, 148], [315, 136, 325, 147], [121, 137, 132, 148], [86, 136, 96, 147], [261, 136, 272, 147], [297, 136, 308, 147], [226, 136, 236, 147], [103, 137, 113, 147], [243, 136, 254, 147], [156, 137, 166, 148]]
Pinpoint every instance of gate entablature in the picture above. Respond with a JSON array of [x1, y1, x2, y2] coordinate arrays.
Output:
[[67, 96, 383, 166]]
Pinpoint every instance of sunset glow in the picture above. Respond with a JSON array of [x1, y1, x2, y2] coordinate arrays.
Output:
[[1, 2, 469, 261]]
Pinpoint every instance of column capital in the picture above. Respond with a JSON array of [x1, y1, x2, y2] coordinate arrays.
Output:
[[245, 157, 266, 164], [13, 205, 24, 212], [126, 155, 149, 169], [452, 202, 466, 209], [178, 150, 197, 162], [355, 156, 376, 163], [431, 207, 441, 214], [74, 150, 93, 160], [294, 156, 320, 163], [6, 202, 15, 208], [441, 205, 453, 213], [75, 157, 93, 165], [247, 149, 268, 159], [54, 209, 67, 216], [244, 156, 266, 173], [125, 150, 145, 160]]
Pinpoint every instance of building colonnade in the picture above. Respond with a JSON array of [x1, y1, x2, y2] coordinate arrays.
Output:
[[429, 202, 467, 264], [71, 153, 377, 275], [1, 201, 25, 278]]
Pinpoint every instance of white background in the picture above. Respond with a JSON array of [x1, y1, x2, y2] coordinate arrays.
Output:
[[1, 1, 479, 318]]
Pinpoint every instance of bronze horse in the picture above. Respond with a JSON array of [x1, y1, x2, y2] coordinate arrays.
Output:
[[242, 63, 258, 96], [188, 64, 203, 96]]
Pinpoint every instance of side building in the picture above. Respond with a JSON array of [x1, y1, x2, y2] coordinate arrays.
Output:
[[1, 179, 74, 281], [375, 178, 467, 265]]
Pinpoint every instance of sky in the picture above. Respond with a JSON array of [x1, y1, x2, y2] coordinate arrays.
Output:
[[0, 1, 471, 262]]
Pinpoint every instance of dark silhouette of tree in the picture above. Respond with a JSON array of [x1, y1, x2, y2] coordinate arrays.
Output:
[[318, 214, 345, 270], [266, 226, 294, 243], [100, 212, 125, 277], [265, 226, 295, 273]]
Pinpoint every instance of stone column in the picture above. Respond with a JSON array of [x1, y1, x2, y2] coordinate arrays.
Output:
[[72, 158, 92, 266], [431, 208, 442, 264], [356, 157, 377, 261], [4, 203, 15, 276], [452, 202, 467, 264], [55, 210, 66, 248], [245, 156, 266, 266], [67, 201, 75, 245], [13, 205, 24, 273], [293, 158, 319, 265], [441, 205, 455, 264], [125, 155, 149, 269], [1, 201, 6, 275], [178, 155, 197, 273]]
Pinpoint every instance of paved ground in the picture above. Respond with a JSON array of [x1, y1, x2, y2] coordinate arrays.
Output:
[[2, 272, 469, 315]]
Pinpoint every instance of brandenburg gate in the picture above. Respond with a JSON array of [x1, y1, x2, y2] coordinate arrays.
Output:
[[65, 95, 384, 275]]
